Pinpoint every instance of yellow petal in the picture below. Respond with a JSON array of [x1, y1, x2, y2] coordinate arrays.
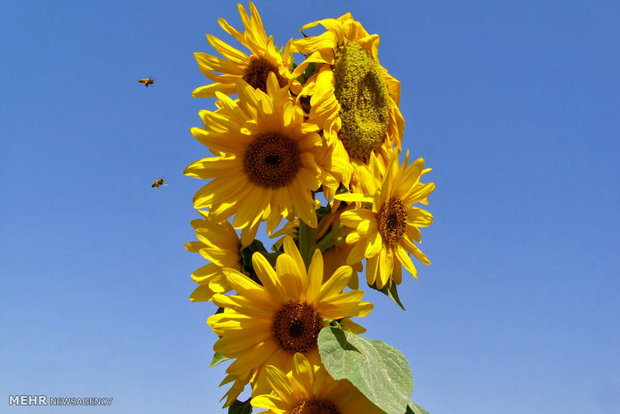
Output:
[[364, 231, 382, 258], [394, 243, 417, 280], [320, 265, 352, 299], [251, 394, 287, 413], [276, 254, 303, 299], [206, 34, 248, 63], [306, 249, 324, 304], [265, 365, 297, 406], [222, 268, 277, 310], [189, 284, 214, 302], [334, 193, 374, 203], [282, 236, 307, 278], [365, 255, 379, 287], [291, 353, 315, 397]]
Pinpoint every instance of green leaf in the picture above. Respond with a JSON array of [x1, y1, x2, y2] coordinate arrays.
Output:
[[240, 240, 270, 285], [316, 205, 332, 221], [406, 401, 429, 414], [228, 399, 252, 414], [296, 62, 318, 84], [209, 352, 230, 368], [372, 282, 407, 310], [318, 327, 414, 414]]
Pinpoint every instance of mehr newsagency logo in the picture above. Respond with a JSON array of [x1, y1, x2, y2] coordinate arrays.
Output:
[[8, 395, 113, 406]]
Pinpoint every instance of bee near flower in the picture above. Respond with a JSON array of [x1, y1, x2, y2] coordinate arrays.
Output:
[[151, 177, 166, 188], [138, 77, 155, 87]]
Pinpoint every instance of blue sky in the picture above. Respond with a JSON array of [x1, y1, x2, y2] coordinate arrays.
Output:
[[1, 1, 619, 413]]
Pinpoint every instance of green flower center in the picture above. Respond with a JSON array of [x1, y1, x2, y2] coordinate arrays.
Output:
[[243, 132, 300, 188], [334, 42, 390, 162], [242, 56, 287, 92], [377, 197, 407, 247], [272, 301, 324, 354], [292, 399, 340, 414]]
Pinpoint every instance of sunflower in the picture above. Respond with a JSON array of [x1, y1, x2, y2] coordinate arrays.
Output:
[[251, 353, 383, 414], [208, 236, 373, 406], [185, 75, 323, 246], [337, 151, 435, 289], [184, 211, 241, 302], [193, 2, 294, 97], [292, 13, 405, 197]]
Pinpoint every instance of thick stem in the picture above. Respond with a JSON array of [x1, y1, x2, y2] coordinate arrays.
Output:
[[316, 223, 345, 252]]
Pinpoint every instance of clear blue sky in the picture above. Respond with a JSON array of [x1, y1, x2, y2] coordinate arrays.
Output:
[[1, 1, 619, 413]]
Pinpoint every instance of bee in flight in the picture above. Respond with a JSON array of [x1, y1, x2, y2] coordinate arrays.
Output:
[[138, 77, 155, 87], [151, 177, 167, 188]]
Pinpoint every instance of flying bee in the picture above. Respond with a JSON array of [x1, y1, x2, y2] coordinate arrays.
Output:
[[138, 77, 155, 87], [151, 177, 167, 188]]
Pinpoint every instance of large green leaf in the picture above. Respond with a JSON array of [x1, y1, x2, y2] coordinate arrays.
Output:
[[318, 327, 414, 414]]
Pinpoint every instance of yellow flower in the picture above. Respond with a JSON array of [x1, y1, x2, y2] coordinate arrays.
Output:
[[251, 353, 383, 414], [292, 13, 405, 197], [338, 151, 435, 289], [208, 237, 372, 406], [184, 211, 241, 302], [185, 75, 323, 246], [193, 2, 294, 97]]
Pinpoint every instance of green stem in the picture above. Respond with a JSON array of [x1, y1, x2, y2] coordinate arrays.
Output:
[[316, 223, 345, 252], [298, 220, 315, 268]]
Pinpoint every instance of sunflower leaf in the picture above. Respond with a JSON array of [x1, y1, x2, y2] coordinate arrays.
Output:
[[227, 398, 252, 414], [372, 282, 407, 310], [209, 352, 230, 368], [296, 62, 317, 84], [240, 240, 269, 285], [318, 327, 414, 414]]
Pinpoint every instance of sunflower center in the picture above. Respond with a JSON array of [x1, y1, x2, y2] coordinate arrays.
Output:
[[242, 56, 287, 92], [272, 301, 324, 354], [243, 132, 301, 188], [377, 197, 407, 247], [292, 399, 340, 414], [334, 42, 390, 162]]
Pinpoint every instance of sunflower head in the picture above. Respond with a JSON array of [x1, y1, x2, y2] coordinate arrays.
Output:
[[292, 14, 404, 197], [193, 2, 293, 97], [207, 237, 372, 406], [251, 353, 384, 414], [185, 74, 323, 245], [334, 42, 390, 162], [339, 151, 435, 289]]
